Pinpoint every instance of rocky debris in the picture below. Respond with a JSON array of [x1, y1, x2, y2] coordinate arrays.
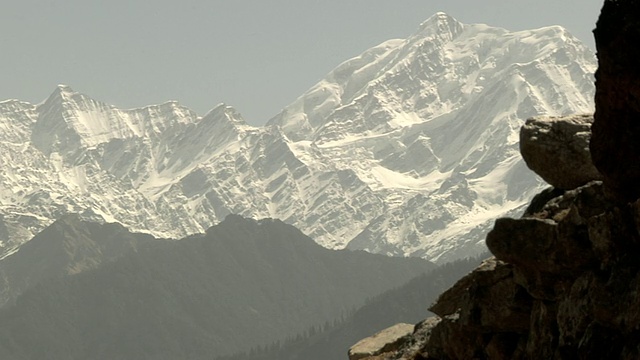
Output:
[[520, 114, 601, 189], [348, 323, 415, 360], [591, 0, 640, 202], [350, 2, 640, 357]]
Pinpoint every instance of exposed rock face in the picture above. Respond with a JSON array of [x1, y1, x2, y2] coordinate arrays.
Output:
[[352, 318, 441, 360], [423, 258, 532, 359], [352, 2, 640, 358], [348, 323, 415, 360], [591, 0, 640, 202], [520, 114, 601, 189], [365, 181, 640, 359]]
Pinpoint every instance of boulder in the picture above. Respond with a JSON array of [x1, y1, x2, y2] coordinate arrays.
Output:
[[591, 0, 640, 201], [520, 114, 601, 190]]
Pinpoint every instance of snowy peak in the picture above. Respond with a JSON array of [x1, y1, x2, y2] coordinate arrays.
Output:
[[31, 85, 84, 155], [201, 103, 249, 129], [415, 12, 464, 41], [38, 84, 95, 116], [54, 83, 76, 96], [42, 84, 76, 104], [261, 13, 596, 261], [33, 85, 130, 154], [31, 86, 206, 156], [266, 13, 466, 141], [271, 13, 596, 147]]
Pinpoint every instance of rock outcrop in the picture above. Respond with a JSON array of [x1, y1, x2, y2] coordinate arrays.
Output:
[[520, 114, 601, 190], [348, 323, 415, 360], [392, 180, 640, 359], [350, 1, 640, 358]]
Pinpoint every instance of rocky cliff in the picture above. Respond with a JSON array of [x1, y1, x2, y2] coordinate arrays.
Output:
[[350, 1, 640, 358]]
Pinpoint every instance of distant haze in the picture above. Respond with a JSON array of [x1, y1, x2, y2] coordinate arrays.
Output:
[[1, 0, 602, 124]]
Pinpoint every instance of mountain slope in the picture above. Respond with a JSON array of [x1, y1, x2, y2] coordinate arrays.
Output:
[[219, 254, 486, 360], [0, 215, 433, 359], [0, 214, 162, 308], [268, 13, 595, 261], [0, 13, 596, 262]]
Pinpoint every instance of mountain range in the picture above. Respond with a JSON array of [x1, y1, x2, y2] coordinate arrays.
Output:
[[0, 12, 596, 263]]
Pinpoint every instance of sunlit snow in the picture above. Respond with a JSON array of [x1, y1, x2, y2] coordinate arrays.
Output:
[[0, 13, 596, 263]]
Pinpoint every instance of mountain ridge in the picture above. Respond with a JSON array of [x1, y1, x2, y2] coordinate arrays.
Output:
[[0, 13, 596, 262], [0, 214, 434, 358]]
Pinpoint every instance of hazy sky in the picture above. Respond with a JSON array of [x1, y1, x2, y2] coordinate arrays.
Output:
[[1, 0, 603, 125]]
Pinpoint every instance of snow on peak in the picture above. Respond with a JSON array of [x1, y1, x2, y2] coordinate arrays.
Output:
[[40, 84, 75, 109], [202, 103, 249, 128], [415, 12, 464, 40], [54, 84, 74, 95], [262, 13, 596, 261], [1, 15, 597, 264], [31, 86, 209, 155]]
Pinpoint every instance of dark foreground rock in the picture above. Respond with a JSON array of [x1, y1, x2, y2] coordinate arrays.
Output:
[[591, 0, 640, 201], [358, 180, 640, 359], [520, 115, 601, 190]]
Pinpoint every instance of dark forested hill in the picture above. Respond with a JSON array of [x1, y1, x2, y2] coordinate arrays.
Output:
[[0, 213, 162, 308], [0, 215, 433, 359], [220, 254, 486, 360]]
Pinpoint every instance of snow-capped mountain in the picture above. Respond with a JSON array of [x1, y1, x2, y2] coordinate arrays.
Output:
[[0, 13, 595, 263]]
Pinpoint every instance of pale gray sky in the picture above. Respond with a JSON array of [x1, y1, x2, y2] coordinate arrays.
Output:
[[1, 0, 603, 125]]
